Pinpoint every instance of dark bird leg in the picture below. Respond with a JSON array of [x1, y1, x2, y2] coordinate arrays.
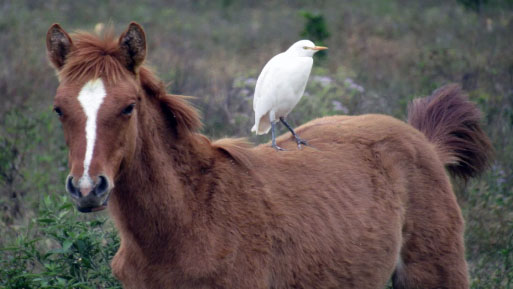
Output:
[[280, 117, 308, 149], [271, 121, 285, 151]]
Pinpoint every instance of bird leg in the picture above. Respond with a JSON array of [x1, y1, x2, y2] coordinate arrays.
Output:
[[271, 121, 285, 151], [280, 117, 308, 149]]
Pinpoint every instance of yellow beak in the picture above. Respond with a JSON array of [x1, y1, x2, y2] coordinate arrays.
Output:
[[312, 46, 328, 51]]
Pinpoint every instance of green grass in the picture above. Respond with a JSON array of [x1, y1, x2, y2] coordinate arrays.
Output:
[[0, 195, 120, 289]]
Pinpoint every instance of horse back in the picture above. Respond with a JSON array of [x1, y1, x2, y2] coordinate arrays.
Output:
[[244, 114, 444, 288]]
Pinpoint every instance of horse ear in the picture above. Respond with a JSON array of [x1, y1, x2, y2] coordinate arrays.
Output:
[[46, 24, 73, 71], [118, 22, 146, 73]]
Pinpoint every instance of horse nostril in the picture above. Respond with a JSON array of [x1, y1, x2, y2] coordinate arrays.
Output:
[[66, 176, 81, 198], [95, 175, 109, 197]]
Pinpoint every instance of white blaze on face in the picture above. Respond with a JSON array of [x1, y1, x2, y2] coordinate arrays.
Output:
[[77, 78, 107, 190]]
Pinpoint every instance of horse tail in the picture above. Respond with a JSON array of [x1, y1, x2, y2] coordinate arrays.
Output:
[[407, 84, 493, 180]]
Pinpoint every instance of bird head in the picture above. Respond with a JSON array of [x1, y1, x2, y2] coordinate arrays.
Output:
[[286, 40, 328, 57]]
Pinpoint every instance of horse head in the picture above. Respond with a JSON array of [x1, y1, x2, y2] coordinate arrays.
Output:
[[46, 23, 146, 212]]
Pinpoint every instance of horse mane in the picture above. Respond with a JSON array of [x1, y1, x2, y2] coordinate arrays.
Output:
[[139, 64, 255, 168], [60, 28, 253, 167], [211, 138, 254, 169], [138, 67, 203, 135], [60, 28, 132, 84], [135, 50, 254, 168], [60, 28, 202, 134]]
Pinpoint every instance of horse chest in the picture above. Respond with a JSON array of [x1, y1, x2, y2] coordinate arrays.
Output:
[[112, 234, 237, 288]]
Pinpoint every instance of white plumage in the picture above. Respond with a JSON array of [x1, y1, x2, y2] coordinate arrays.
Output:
[[251, 40, 327, 150]]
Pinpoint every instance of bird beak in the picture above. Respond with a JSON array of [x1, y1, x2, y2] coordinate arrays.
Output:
[[312, 46, 328, 51]]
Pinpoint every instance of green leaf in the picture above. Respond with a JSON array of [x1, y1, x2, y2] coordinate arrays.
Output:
[[47, 248, 66, 255], [0, 246, 20, 251], [58, 203, 73, 210], [58, 210, 69, 219], [37, 218, 55, 224], [43, 195, 52, 207], [56, 276, 67, 286], [62, 239, 73, 252]]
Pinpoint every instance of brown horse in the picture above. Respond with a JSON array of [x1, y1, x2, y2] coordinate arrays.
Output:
[[46, 22, 492, 289]]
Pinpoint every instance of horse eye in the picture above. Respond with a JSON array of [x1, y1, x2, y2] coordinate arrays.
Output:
[[122, 103, 136, 116], [54, 107, 63, 117]]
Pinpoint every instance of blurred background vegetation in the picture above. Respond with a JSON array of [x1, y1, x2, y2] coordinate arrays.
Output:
[[0, 0, 512, 288]]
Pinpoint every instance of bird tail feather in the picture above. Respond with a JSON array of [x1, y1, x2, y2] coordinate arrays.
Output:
[[251, 114, 271, 135], [251, 112, 271, 135]]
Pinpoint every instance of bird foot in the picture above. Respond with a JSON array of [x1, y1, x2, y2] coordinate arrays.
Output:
[[272, 144, 286, 151], [295, 138, 309, 150]]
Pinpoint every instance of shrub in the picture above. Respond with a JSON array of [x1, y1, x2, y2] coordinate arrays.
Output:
[[299, 11, 330, 61], [0, 194, 120, 289]]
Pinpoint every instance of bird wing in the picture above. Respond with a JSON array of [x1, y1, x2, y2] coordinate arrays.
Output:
[[253, 53, 283, 112], [253, 55, 313, 117]]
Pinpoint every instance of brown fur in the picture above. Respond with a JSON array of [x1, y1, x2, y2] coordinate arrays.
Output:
[[47, 23, 492, 289], [408, 84, 493, 180]]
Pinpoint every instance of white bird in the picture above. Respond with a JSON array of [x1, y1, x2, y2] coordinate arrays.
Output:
[[251, 40, 328, 151]]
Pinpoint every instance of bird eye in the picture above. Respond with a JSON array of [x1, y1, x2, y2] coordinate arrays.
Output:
[[54, 107, 63, 117], [122, 103, 136, 116], [303, 46, 309, 50]]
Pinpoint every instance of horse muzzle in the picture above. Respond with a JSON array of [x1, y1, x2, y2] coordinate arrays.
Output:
[[66, 175, 112, 213]]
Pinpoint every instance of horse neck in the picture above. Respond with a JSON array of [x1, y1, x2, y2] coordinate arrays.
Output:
[[109, 92, 213, 252]]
